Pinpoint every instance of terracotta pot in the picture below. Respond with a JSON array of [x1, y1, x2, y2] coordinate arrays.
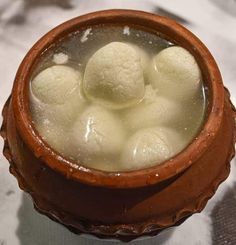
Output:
[[1, 10, 236, 241]]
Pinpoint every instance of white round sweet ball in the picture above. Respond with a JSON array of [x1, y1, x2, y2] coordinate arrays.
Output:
[[83, 42, 145, 109], [72, 105, 126, 163], [30, 65, 85, 126], [124, 85, 183, 131], [148, 46, 202, 101], [32, 65, 82, 105], [120, 127, 185, 170], [35, 120, 76, 159], [126, 43, 150, 78], [30, 90, 86, 127], [50, 94, 86, 126]]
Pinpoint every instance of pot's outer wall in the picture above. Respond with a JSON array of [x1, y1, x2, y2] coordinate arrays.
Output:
[[1, 10, 236, 241]]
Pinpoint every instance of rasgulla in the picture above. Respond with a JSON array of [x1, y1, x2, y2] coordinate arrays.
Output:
[[31, 65, 85, 126], [121, 127, 185, 170], [83, 42, 145, 109], [72, 105, 126, 162], [124, 85, 183, 131], [148, 46, 202, 101]]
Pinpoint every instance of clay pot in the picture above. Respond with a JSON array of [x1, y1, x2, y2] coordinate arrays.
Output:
[[1, 10, 236, 241]]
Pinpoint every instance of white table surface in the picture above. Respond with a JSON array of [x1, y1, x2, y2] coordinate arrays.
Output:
[[0, 1, 236, 244]]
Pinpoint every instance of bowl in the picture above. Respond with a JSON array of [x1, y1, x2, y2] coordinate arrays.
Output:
[[1, 9, 236, 242]]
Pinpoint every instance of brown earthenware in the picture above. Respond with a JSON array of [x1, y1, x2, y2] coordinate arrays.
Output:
[[1, 10, 236, 241]]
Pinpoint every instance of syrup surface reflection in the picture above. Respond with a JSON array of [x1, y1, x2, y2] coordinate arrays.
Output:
[[30, 25, 206, 172]]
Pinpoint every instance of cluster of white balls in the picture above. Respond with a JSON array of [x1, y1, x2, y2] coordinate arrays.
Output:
[[31, 41, 202, 171]]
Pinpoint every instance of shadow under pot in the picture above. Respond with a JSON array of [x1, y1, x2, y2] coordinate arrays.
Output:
[[1, 10, 236, 242]]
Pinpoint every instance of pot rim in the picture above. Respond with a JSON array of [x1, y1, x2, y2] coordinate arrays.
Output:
[[12, 9, 225, 188]]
